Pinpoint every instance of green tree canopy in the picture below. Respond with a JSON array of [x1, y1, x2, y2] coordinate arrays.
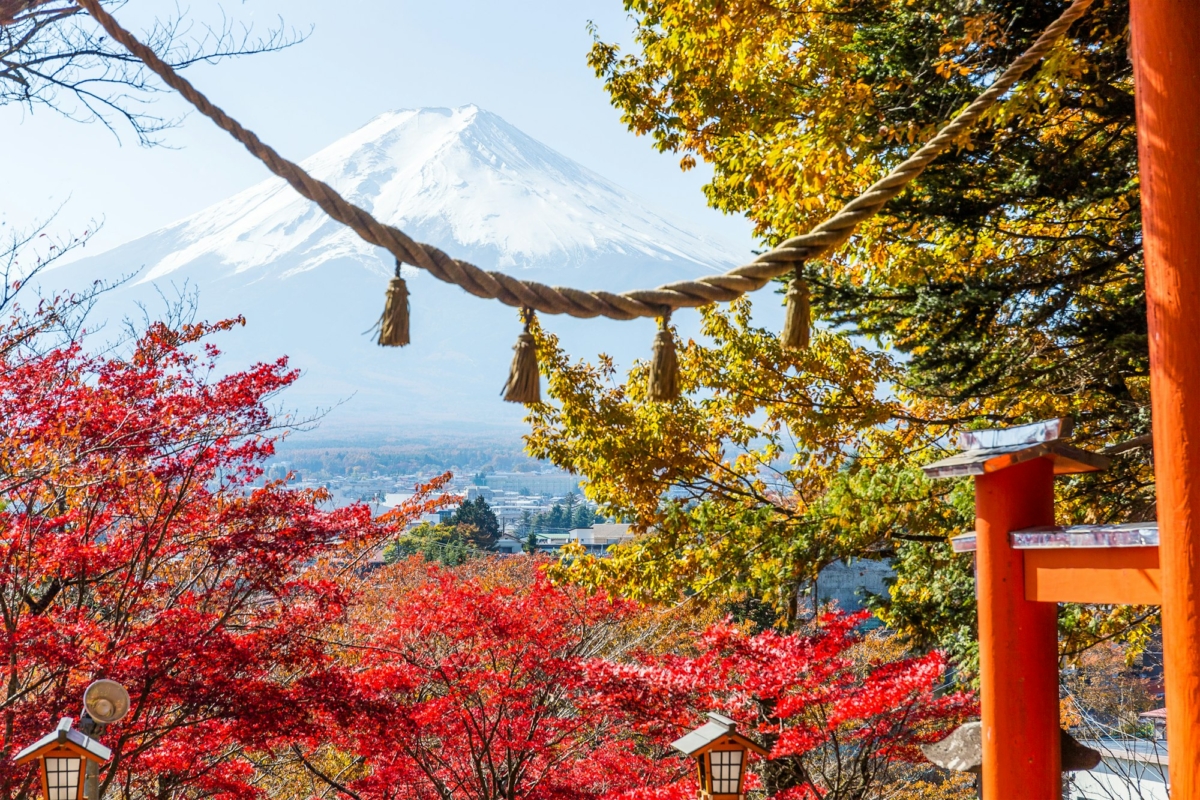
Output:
[[383, 523, 481, 566], [446, 497, 501, 550], [572, 503, 597, 529], [525, 0, 1152, 663], [587, 0, 1147, 515]]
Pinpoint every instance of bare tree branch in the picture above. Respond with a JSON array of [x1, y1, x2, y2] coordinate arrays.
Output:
[[0, 1, 308, 144]]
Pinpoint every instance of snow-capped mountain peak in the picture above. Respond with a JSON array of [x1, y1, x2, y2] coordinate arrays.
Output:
[[138, 105, 736, 284], [51, 106, 749, 433]]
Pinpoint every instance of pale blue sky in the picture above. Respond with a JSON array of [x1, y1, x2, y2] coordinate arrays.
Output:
[[1, 0, 755, 261]]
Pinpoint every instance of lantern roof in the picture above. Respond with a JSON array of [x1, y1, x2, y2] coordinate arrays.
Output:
[[921, 418, 1110, 480], [670, 712, 768, 757], [14, 718, 111, 765]]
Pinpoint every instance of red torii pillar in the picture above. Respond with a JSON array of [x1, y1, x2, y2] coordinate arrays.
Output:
[[922, 422, 1109, 797], [1130, 2, 1200, 796], [974, 458, 1059, 798]]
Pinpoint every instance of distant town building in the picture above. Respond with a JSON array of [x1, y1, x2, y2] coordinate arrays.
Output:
[[483, 472, 581, 497], [568, 523, 633, 554], [815, 559, 893, 613], [534, 523, 632, 556], [1140, 708, 1168, 741], [493, 535, 525, 555], [466, 486, 495, 502]]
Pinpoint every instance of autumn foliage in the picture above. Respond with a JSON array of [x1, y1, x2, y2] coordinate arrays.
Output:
[[551, 0, 1151, 663], [300, 561, 677, 800], [0, 300, 445, 800], [282, 560, 973, 800], [586, 611, 975, 800], [0, 295, 970, 800]]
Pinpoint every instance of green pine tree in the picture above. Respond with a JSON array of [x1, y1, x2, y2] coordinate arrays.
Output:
[[523, 527, 540, 554], [446, 497, 501, 549], [571, 504, 595, 529]]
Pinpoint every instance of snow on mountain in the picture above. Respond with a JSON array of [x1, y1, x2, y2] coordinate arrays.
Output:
[[46, 106, 750, 434]]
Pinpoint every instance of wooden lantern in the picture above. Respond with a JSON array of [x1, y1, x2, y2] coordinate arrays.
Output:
[[671, 713, 768, 800], [15, 718, 111, 800]]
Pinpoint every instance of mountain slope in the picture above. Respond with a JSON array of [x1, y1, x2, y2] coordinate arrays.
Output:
[[47, 106, 749, 434]]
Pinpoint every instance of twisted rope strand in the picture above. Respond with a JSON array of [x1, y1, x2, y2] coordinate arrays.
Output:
[[76, 0, 1093, 321]]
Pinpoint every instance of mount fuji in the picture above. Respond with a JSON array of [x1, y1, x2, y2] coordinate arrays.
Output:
[[45, 106, 749, 434]]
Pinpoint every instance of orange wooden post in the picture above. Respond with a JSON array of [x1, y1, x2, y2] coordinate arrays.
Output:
[[974, 457, 1059, 798], [1129, 1, 1200, 794]]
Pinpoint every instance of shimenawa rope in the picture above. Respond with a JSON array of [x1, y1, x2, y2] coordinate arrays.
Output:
[[74, 0, 1093, 399]]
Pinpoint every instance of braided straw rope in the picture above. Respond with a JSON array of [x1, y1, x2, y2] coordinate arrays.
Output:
[[77, 0, 1093, 321]]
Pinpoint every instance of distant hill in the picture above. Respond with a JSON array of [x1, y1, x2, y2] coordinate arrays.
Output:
[[45, 105, 749, 435]]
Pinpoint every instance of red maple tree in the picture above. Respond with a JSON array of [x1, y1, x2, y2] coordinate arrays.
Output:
[[317, 561, 972, 800], [586, 611, 976, 800], [0, 292, 969, 800], [308, 560, 679, 800], [0, 300, 446, 800]]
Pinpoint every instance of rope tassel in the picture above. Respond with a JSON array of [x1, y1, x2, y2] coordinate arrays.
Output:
[[648, 312, 679, 402], [377, 265, 410, 347], [781, 271, 810, 351], [503, 310, 541, 404]]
